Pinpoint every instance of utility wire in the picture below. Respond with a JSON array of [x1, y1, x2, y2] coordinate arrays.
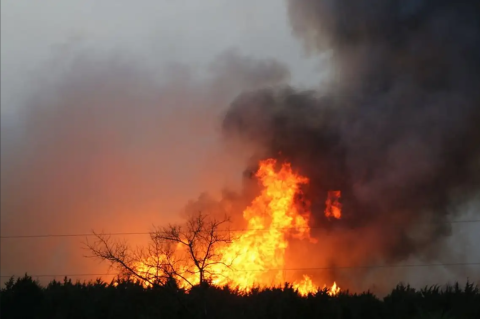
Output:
[[2, 262, 480, 278], [2, 219, 480, 239], [0, 232, 149, 239]]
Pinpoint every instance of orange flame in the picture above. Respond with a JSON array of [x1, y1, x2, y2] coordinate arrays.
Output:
[[325, 190, 342, 219], [133, 158, 339, 295], [293, 276, 340, 296], [329, 281, 340, 296], [293, 275, 317, 295], [210, 158, 314, 292]]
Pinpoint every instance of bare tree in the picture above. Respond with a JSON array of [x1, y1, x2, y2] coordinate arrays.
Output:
[[86, 232, 157, 286], [86, 212, 232, 288]]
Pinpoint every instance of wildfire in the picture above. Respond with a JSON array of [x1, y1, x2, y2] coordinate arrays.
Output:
[[132, 158, 340, 296], [293, 276, 340, 296], [329, 281, 340, 296]]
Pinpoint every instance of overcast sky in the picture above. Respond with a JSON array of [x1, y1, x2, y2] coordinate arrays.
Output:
[[1, 0, 324, 115]]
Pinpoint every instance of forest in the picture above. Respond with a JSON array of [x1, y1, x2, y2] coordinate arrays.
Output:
[[1, 274, 479, 319]]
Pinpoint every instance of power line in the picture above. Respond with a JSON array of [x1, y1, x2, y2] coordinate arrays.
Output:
[[0, 273, 118, 278], [0, 232, 149, 239], [2, 262, 480, 278], [2, 219, 480, 239]]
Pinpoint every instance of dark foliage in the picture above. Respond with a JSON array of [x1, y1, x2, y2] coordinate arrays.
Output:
[[1, 274, 479, 319]]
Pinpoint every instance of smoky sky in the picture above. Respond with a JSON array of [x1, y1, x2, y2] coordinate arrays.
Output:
[[0, 49, 290, 279], [223, 0, 480, 264]]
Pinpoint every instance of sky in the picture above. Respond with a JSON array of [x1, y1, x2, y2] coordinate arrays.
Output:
[[1, 0, 478, 291], [1, 0, 324, 114]]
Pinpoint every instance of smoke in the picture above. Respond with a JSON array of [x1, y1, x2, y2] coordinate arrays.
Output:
[[3, 0, 479, 294], [222, 0, 480, 291], [0, 48, 289, 280]]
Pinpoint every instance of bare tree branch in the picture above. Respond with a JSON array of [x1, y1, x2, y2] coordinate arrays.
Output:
[[86, 212, 233, 289], [85, 232, 155, 286]]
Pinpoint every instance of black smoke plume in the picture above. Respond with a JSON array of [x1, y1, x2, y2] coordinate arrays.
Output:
[[222, 0, 480, 269]]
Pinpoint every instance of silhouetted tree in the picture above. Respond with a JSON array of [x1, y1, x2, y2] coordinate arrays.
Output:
[[86, 212, 232, 288]]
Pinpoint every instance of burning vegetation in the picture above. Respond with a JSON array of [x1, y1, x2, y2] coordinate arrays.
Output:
[[88, 158, 341, 296]]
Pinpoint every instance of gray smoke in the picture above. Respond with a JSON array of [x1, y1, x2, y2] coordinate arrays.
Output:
[[0, 49, 290, 281], [222, 0, 480, 270]]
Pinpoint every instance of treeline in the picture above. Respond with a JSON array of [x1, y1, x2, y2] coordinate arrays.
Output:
[[1, 275, 479, 319]]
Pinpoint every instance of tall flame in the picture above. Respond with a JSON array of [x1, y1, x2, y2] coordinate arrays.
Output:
[[211, 158, 314, 292], [133, 158, 339, 296]]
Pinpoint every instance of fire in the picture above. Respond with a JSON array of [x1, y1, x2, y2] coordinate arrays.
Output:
[[329, 281, 340, 296], [293, 276, 340, 296], [293, 275, 317, 295], [209, 158, 316, 292], [132, 158, 339, 296], [325, 190, 342, 219]]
